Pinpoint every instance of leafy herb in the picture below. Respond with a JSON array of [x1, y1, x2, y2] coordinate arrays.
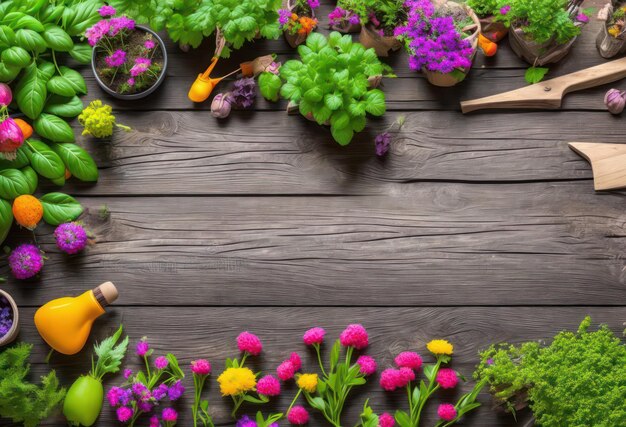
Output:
[[524, 66, 549, 84], [474, 317, 626, 426], [339, 0, 406, 30], [279, 32, 389, 146], [506, 0, 582, 44], [0, 342, 66, 427], [91, 325, 129, 380], [466, 0, 502, 17]]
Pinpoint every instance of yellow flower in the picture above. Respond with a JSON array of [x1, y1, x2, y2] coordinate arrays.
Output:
[[427, 339, 454, 356], [297, 373, 318, 393], [217, 367, 257, 396]]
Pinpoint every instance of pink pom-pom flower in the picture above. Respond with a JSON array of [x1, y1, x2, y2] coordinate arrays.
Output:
[[379, 412, 395, 427], [303, 327, 326, 345], [380, 368, 400, 391], [437, 403, 457, 421], [394, 352, 422, 371], [257, 375, 281, 396], [162, 407, 178, 422], [356, 355, 377, 376], [339, 324, 369, 349], [396, 367, 415, 387], [289, 352, 302, 371], [436, 368, 459, 389], [277, 360, 296, 381], [237, 331, 263, 356], [191, 359, 211, 376], [116, 406, 134, 422], [136, 338, 150, 356], [287, 405, 310, 425], [154, 356, 168, 370]]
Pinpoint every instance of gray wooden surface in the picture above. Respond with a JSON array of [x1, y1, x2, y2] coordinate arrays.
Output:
[[1, 0, 625, 425]]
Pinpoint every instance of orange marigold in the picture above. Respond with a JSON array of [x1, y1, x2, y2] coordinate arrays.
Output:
[[12, 195, 43, 230], [298, 17, 318, 35]]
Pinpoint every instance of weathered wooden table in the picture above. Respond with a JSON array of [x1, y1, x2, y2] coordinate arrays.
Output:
[[2, 1, 625, 425]]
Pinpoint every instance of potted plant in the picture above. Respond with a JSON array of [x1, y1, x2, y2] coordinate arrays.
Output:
[[396, 0, 481, 87], [328, 0, 364, 33], [596, 2, 626, 58], [357, 0, 406, 57], [0, 290, 19, 346], [279, 0, 320, 48], [87, 9, 167, 100], [505, 0, 590, 66], [466, 0, 510, 42], [278, 32, 390, 146]]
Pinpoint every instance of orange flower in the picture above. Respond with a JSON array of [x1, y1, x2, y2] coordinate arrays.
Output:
[[297, 17, 318, 35], [291, 13, 298, 21], [12, 195, 43, 230]]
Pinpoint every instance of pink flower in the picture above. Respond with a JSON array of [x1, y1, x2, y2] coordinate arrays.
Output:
[[116, 406, 134, 422], [162, 407, 178, 422], [257, 375, 281, 396], [85, 20, 110, 46], [348, 14, 360, 25], [396, 367, 415, 387], [136, 339, 149, 356], [191, 359, 211, 375], [105, 49, 126, 67], [107, 386, 124, 406], [0, 83, 12, 106], [290, 352, 302, 371], [149, 415, 160, 427], [394, 352, 422, 371], [123, 369, 133, 379], [308, 0, 320, 8], [576, 13, 589, 23], [277, 360, 296, 380], [132, 382, 148, 398], [339, 324, 368, 349], [436, 368, 458, 389], [303, 327, 326, 345], [237, 331, 263, 356], [138, 401, 153, 412], [287, 405, 310, 425], [127, 78, 135, 86], [356, 355, 377, 376], [379, 413, 395, 427], [0, 118, 24, 153], [499, 5, 511, 15], [108, 16, 135, 36], [380, 368, 400, 391], [437, 403, 457, 421], [144, 39, 155, 49], [98, 5, 116, 17], [129, 57, 151, 77], [155, 356, 168, 370]]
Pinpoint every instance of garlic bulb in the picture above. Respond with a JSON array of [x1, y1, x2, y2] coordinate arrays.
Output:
[[604, 88, 626, 114]]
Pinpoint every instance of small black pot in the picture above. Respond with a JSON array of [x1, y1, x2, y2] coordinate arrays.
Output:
[[91, 25, 168, 100]]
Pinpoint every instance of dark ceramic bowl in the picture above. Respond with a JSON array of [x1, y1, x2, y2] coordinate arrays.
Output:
[[91, 25, 168, 100]]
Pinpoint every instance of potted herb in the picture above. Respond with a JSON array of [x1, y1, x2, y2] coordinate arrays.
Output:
[[279, 0, 320, 48], [597, 2, 626, 58], [505, 0, 590, 66], [466, 0, 510, 42], [396, 0, 481, 87], [278, 32, 389, 146], [357, 0, 406, 57], [0, 290, 18, 346], [87, 8, 167, 99], [328, 0, 364, 33]]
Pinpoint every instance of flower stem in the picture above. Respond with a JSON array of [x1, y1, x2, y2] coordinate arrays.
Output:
[[287, 389, 302, 414], [314, 344, 328, 378]]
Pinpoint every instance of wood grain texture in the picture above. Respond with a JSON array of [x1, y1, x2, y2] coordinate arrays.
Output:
[[5, 307, 625, 427]]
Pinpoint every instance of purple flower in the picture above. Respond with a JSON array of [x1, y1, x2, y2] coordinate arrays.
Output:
[[231, 77, 257, 109], [486, 358, 495, 365], [0, 117, 24, 153], [132, 382, 148, 398], [153, 383, 169, 400], [130, 57, 151, 77], [348, 14, 360, 25], [162, 408, 178, 422], [123, 369, 133, 379], [127, 77, 135, 86], [136, 339, 150, 356], [8, 244, 43, 279], [167, 380, 184, 401], [328, 7, 347, 26], [108, 16, 135, 36], [105, 49, 127, 67], [116, 406, 133, 422], [107, 386, 124, 407], [149, 416, 160, 427], [375, 132, 392, 156], [308, 0, 320, 9], [499, 5, 511, 15], [237, 415, 257, 427], [54, 222, 88, 254], [0, 297, 13, 337], [266, 62, 281, 75], [576, 13, 589, 23], [85, 20, 110, 46], [144, 39, 156, 49], [138, 401, 154, 412], [154, 356, 169, 370], [279, 9, 291, 26], [98, 5, 116, 17]]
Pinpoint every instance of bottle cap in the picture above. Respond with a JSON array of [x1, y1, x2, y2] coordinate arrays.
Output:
[[94, 282, 118, 307]]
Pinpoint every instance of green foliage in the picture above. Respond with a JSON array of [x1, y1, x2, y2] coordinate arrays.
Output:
[[39, 192, 84, 225], [258, 72, 281, 102], [279, 32, 388, 146], [524, 66, 548, 84], [0, 343, 66, 427], [340, 0, 406, 29], [90, 325, 129, 381], [474, 317, 626, 427], [506, 0, 581, 44], [466, 0, 501, 17]]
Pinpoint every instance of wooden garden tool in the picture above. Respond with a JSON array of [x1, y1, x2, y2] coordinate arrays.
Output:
[[568, 142, 626, 190], [461, 56, 626, 113]]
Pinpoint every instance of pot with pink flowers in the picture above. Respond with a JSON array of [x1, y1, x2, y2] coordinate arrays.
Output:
[[87, 7, 168, 100], [328, 0, 363, 33]]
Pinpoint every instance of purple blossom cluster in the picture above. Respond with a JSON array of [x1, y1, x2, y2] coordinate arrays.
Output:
[[230, 78, 257, 109], [85, 8, 135, 47], [54, 222, 88, 254], [237, 415, 279, 427], [8, 243, 43, 279], [0, 296, 13, 337], [105, 50, 127, 67], [395, 0, 474, 74], [130, 58, 152, 77], [328, 7, 360, 27], [278, 9, 291, 26]]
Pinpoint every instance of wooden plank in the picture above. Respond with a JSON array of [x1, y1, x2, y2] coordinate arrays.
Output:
[[3, 186, 624, 306], [569, 142, 626, 190], [6, 306, 625, 426]]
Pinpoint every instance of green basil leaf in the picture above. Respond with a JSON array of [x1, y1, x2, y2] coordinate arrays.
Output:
[[26, 139, 65, 179], [0, 25, 16, 48], [40, 4, 65, 24], [47, 75, 76, 97], [0, 146, 30, 169], [13, 15, 45, 32], [363, 89, 386, 116], [0, 198, 13, 245], [37, 60, 55, 80], [68, 43, 92, 64], [0, 168, 30, 199], [15, 62, 47, 119], [33, 113, 75, 143], [20, 165, 38, 194], [15, 28, 47, 54], [351, 115, 365, 132], [1, 46, 31, 67], [43, 95, 83, 118], [40, 192, 83, 225], [2, 12, 26, 28], [62, 0, 100, 36], [59, 66, 86, 94], [51, 143, 98, 182], [0, 62, 22, 80], [50, 175, 65, 186], [42, 24, 73, 52], [330, 110, 350, 130], [306, 32, 327, 52]]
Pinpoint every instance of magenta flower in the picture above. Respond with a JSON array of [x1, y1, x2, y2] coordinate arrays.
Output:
[[153, 383, 169, 400], [136, 338, 150, 356], [162, 407, 178, 422], [289, 352, 302, 371], [328, 7, 347, 26], [237, 331, 263, 355], [127, 78, 135, 86], [437, 403, 457, 421], [132, 382, 148, 398], [144, 39, 155, 49], [191, 359, 211, 375], [116, 406, 134, 422], [107, 386, 124, 406], [500, 5, 511, 15], [54, 222, 88, 254], [0, 83, 12, 106], [8, 244, 43, 279], [279, 9, 291, 26], [576, 13, 589, 23], [277, 360, 296, 381], [308, 0, 320, 8], [149, 415, 160, 427], [154, 356, 169, 370], [105, 49, 127, 67], [0, 117, 24, 154], [379, 413, 395, 427], [167, 380, 184, 401], [380, 368, 400, 391], [98, 5, 116, 17], [108, 16, 135, 36], [129, 57, 151, 77], [396, 367, 416, 387], [123, 369, 133, 379], [436, 368, 458, 389], [303, 327, 326, 345], [394, 352, 422, 371], [257, 375, 281, 396], [287, 405, 310, 425], [356, 355, 377, 376], [339, 324, 368, 349], [348, 14, 360, 25], [85, 20, 110, 46]]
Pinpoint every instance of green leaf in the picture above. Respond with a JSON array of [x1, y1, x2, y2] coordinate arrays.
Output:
[[1, 46, 31, 67], [280, 82, 300, 101], [312, 105, 332, 124], [394, 410, 411, 427], [423, 364, 435, 381], [91, 325, 129, 379], [51, 143, 98, 182], [0, 169, 31, 199], [525, 66, 549, 84], [47, 76, 76, 97], [13, 15, 45, 32], [303, 87, 323, 103], [62, 0, 101, 36], [15, 63, 47, 119], [330, 110, 350, 130], [331, 125, 354, 146], [364, 89, 386, 116], [33, 113, 75, 143], [59, 66, 86, 94], [26, 139, 65, 179], [324, 93, 343, 111], [0, 25, 16, 48], [351, 116, 365, 132], [43, 95, 83, 118], [0, 146, 30, 169], [258, 72, 281, 102], [39, 192, 83, 225], [306, 32, 327, 52], [0, 198, 13, 244], [15, 29, 47, 54], [38, 60, 55, 80], [42, 24, 73, 52], [0, 62, 21, 81], [329, 340, 340, 371], [21, 166, 38, 194], [68, 43, 92, 64]]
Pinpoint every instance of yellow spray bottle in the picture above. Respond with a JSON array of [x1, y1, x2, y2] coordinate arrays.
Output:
[[34, 282, 119, 355]]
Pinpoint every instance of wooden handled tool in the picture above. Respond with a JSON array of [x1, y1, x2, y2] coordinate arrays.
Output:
[[569, 142, 626, 190], [461, 57, 626, 113]]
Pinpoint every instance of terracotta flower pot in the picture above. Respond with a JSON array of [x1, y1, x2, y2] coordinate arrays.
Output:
[[359, 24, 402, 57], [479, 15, 509, 42], [0, 289, 19, 347], [422, 2, 481, 87], [508, 23, 578, 66], [283, 0, 317, 48]]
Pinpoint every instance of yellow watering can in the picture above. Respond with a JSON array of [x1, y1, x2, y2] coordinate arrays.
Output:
[[188, 57, 242, 103]]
